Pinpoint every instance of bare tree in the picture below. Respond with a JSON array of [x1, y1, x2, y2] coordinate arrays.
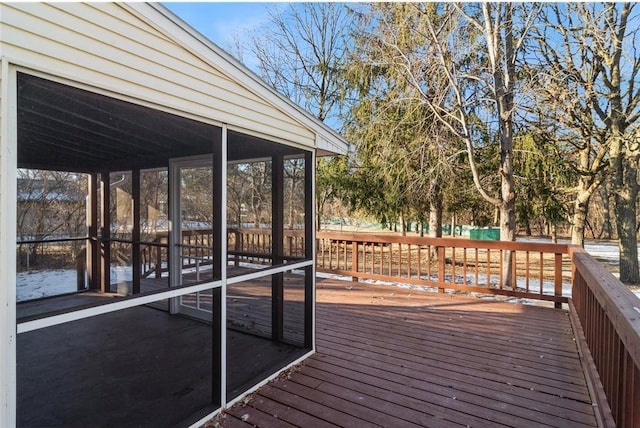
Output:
[[251, 3, 351, 123], [17, 169, 87, 269], [352, 3, 539, 285], [532, 3, 640, 282], [421, 3, 541, 243], [249, 3, 353, 230]]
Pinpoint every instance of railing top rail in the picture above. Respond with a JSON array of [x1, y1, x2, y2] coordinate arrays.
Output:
[[151, 228, 306, 239], [17, 236, 89, 245], [570, 245, 640, 369], [316, 232, 569, 254], [229, 228, 305, 237]]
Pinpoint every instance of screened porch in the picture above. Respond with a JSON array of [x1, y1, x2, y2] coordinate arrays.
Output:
[[15, 71, 314, 427]]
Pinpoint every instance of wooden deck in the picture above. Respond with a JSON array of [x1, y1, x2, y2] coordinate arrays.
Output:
[[218, 277, 597, 428]]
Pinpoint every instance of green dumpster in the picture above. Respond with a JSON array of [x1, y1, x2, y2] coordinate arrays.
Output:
[[470, 227, 500, 240]]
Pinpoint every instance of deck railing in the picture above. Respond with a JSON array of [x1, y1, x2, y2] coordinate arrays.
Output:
[[227, 228, 306, 264], [570, 246, 640, 428], [316, 232, 571, 305], [141, 228, 307, 277], [316, 231, 640, 427]]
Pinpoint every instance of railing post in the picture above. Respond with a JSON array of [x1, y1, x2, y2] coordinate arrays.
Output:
[[437, 246, 445, 293], [287, 235, 293, 258], [76, 246, 87, 291], [554, 253, 563, 309], [511, 251, 517, 289], [155, 238, 162, 279], [234, 229, 241, 267], [352, 240, 359, 282]]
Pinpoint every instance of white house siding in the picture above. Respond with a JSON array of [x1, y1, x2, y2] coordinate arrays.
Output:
[[0, 2, 317, 148]]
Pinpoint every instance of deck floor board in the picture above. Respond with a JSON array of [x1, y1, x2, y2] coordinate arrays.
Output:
[[316, 320, 589, 398], [243, 395, 340, 428], [316, 309, 585, 378], [224, 278, 597, 428]]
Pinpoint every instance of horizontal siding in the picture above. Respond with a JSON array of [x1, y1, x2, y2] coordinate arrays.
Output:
[[0, 3, 315, 147]]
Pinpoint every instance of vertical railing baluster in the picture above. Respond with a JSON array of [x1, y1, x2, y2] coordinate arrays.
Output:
[[511, 250, 517, 289], [437, 246, 445, 293], [417, 245, 422, 281], [474, 248, 479, 286], [487, 249, 492, 288], [352, 240, 359, 282], [498, 249, 503, 289], [539, 252, 544, 295], [452, 246, 456, 284], [462, 247, 467, 285], [525, 251, 530, 293], [554, 253, 563, 308]]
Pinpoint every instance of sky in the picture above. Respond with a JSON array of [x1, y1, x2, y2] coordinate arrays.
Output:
[[164, 2, 283, 68]]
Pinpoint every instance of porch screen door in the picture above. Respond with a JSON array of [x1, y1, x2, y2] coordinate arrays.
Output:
[[169, 155, 215, 322]]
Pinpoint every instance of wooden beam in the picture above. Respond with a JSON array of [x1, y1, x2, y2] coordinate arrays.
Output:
[[272, 154, 284, 342], [212, 287, 222, 406], [132, 168, 141, 295], [213, 148, 222, 281], [304, 151, 313, 349], [101, 172, 111, 293], [89, 173, 100, 290]]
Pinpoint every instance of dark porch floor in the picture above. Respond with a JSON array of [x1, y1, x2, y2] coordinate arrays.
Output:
[[219, 278, 597, 428], [17, 303, 306, 428]]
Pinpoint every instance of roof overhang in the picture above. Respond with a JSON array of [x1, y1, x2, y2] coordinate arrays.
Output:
[[126, 2, 350, 156]]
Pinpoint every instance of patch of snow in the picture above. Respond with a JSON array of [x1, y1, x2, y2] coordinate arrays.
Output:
[[17, 266, 133, 302], [17, 269, 77, 301]]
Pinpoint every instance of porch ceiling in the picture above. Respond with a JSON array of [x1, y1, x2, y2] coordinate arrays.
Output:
[[17, 72, 303, 173]]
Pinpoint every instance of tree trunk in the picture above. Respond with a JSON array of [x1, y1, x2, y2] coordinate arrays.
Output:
[[498, 82, 517, 287], [613, 138, 640, 284], [571, 191, 590, 247], [500, 198, 516, 288], [496, 3, 518, 289], [450, 215, 456, 237], [601, 181, 613, 240], [571, 137, 603, 246], [428, 202, 442, 239]]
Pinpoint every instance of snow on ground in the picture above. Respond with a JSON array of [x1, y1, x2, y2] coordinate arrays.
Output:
[[17, 269, 78, 301], [17, 266, 132, 302]]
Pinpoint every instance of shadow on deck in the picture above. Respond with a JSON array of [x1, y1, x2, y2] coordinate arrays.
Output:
[[219, 277, 597, 428]]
